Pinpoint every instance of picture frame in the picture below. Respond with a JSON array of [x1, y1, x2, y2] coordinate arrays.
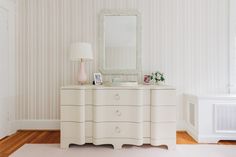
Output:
[[94, 73, 103, 85], [143, 74, 151, 84]]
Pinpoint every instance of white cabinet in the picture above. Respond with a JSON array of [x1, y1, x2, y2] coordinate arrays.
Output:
[[184, 94, 236, 143], [60, 85, 176, 149]]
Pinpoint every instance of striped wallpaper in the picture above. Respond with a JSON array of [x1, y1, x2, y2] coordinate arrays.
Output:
[[229, 0, 236, 93], [15, 0, 229, 127]]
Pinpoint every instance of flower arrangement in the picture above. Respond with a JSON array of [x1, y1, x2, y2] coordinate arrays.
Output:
[[150, 71, 165, 84]]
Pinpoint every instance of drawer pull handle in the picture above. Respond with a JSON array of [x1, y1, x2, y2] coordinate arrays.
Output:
[[115, 126, 121, 133], [115, 110, 122, 116], [114, 94, 120, 100]]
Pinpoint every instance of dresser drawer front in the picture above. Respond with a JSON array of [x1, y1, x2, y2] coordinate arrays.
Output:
[[151, 123, 176, 139], [61, 90, 85, 105], [94, 90, 144, 106], [85, 90, 93, 104], [85, 105, 93, 121], [151, 106, 176, 122], [143, 122, 150, 137], [61, 122, 85, 140], [143, 106, 150, 121], [94, 106, 142, 122], [151, 90, 176, 106], [61, 106, 84, 122], [85, 122, 93, 137], [93, 123, 143, 139]]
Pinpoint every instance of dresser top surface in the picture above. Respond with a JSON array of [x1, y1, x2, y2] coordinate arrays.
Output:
[[61, 84, 175, 90]]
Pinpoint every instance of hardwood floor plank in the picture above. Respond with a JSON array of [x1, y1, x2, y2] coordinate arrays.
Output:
[[0, 131, 31, 152], [4, 131, 40, 155], [31, 131, 59, 143], [176, 131, 197, 144]]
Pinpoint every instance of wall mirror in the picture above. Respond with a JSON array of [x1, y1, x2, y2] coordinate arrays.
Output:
[[99, 10, 141, 75]]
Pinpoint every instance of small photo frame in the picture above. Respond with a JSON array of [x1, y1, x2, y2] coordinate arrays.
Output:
[[94, 73, 103, 85], [143, 75, 151, 84]]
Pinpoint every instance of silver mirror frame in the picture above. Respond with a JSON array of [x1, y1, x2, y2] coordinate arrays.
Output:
[[98, 10, 142, 75]]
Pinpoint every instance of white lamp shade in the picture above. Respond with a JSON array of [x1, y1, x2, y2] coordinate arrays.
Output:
[[70, 42, 93, 61]]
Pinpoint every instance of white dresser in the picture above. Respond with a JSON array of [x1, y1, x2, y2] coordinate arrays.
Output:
[[60, 85, 176, 149]]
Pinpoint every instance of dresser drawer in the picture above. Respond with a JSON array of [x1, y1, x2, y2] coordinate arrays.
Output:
[[85, 122, 93, 137], [151, 106, 176, 122], [94, 106, 142, 122], [93, 123, 143, 139], [143, 122, 150, 137], [85, 90, 93, 104], [85, 105, 93, 121], [94, 90, 144, 106], [61, 106, 84, 122], [151, 123, 176, 139], [61, 90, 85, 105], [61, 122, 85, 139], [143, 106, 150, 121], [151, 90, 176, 106]]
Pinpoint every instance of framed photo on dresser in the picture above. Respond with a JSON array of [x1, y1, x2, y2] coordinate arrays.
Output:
[[94, 73, 103, 85]]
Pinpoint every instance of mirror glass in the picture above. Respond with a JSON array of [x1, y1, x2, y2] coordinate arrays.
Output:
[[99, 10, 141, 75], [104, 16, 136, 70]]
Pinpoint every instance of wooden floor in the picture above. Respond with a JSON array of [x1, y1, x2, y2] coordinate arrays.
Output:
[[0, 131, 235, 157]]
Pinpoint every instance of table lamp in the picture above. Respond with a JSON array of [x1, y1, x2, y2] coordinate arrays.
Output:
[[70, 42, 93, 84]]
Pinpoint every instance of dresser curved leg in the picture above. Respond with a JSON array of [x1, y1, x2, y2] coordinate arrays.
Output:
[[60, 142, 70, 149], [113, 144, 123, 149]]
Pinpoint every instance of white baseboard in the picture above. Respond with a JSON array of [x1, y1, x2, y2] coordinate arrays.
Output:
[[14, 120, 60, 130], [185, 122, 198, 142]]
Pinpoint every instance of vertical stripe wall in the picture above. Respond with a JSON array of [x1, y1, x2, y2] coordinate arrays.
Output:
[[229, 0, 236, 93], [15, 0, 229, 128]]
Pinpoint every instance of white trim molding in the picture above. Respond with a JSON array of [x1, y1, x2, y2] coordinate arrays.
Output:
[[0, 0, 16, 139]]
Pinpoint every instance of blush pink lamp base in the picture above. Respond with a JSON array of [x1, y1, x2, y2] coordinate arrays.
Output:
[[78, 60, 87, 84]]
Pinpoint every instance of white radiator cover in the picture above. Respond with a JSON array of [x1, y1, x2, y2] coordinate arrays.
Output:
[[189, 103, 195, 127], [184, 94, 236, 143]]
